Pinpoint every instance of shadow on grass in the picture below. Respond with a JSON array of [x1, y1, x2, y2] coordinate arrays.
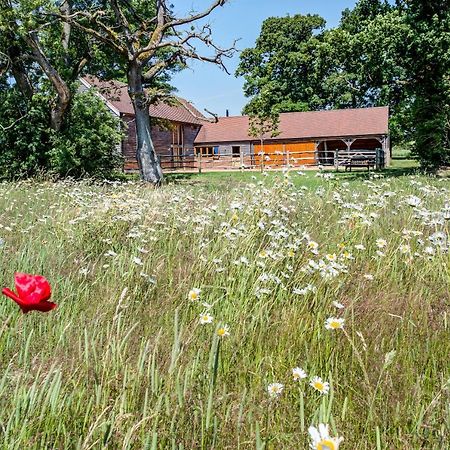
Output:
[[164, 172, 198, 184], [338, 165, 419, 182], [163, 159, 421, 187]]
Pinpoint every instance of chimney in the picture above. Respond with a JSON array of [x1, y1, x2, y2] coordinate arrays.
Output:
[[226, 109, 229, 117]]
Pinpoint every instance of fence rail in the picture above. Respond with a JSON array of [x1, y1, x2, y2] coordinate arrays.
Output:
[[124, 148, 385, 173]]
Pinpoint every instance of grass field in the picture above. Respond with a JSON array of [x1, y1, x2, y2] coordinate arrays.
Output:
[[0, 165, 449, 449]]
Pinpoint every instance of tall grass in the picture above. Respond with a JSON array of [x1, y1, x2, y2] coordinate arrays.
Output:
[[0, 173, 449, 449]]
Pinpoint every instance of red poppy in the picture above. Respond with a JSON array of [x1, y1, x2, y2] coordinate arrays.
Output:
[[2, 273, 57, 313]]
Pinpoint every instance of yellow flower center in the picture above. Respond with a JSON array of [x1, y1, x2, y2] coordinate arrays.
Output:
[[314, 381, 324, 391], [190, 292, 198, 300], [217, 328, 226, 336], [330, 321, 341, 329], [317, 439, 336, 450]]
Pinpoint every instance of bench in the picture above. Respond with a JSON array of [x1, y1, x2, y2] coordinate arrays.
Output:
[[339, 155, 376, 172]]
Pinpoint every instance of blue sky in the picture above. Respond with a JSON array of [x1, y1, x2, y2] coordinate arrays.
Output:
[[171, 0, 360, 117]]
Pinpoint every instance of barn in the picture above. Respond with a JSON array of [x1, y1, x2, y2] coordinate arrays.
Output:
[[194, 107, 390, 169], [81, 76, 390, 171]]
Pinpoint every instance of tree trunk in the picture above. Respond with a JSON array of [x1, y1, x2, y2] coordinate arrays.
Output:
[[127, 62, 163, 184], [7, 40, 34, 100], [25, 32, 71, 132]]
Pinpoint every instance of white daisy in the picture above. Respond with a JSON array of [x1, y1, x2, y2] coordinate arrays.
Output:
[[332, 301, 345, 309], [217, 325, 230, 338], [325, 317, 345, 330], [309, 423, 343, 450], [188, 288, 201, 302], [267, 382, 284, 398], [199, 313, 213, 325], [376, 238, 387, 249], [310, 376, 330, 395], [292, 367, 307, 381]]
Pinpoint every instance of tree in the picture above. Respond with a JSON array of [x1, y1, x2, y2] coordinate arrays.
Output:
[[59, 0, 236, 184], [236, 14, 327, 117], [401, 0, 450, 169], [0, 0, 88, 131], [248, 104, 280, 171], [236, 1, 414, 144]]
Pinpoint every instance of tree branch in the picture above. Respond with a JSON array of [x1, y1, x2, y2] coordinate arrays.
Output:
[[163, 0, 228, 31], [25, 31, 71, 131], [0, 114, 28, 132], [49, 11, 129, 57]]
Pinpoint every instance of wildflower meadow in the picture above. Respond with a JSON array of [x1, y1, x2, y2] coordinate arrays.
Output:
[[0, 171, 449, 449]]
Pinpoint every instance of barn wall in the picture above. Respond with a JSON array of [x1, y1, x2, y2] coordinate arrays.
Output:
[[183, 124, 201, 155], [122, 115, 201, 170], [216, 142, 252, 156]]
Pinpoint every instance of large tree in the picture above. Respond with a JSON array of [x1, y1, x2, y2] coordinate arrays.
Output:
[[0, 0, 96, 131], [236, 14, 327, 116], [400, 0, 450, 169], [236, 1, 414, 144], [58, 0, 235, 184]]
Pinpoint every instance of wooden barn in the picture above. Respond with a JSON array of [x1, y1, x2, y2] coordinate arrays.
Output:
[[81, 77, 390, 172], [194, 107, 390, 170], [80, 77, 206, 171]]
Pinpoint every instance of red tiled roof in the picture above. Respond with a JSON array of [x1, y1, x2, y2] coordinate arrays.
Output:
[[82, 76, 206, 125], [194, 107, 389, 144]]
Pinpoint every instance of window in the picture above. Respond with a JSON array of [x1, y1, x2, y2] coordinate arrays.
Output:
[[195, 147, 214, 157], [232, 146, 241, 157]]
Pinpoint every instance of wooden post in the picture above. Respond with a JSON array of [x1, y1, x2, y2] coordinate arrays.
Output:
[[286, 149, 290, 169], [260, 139, 264, 173], [240, 145, 244, 170], [198, 150, 202, 174], [334, 150, 339, 171]]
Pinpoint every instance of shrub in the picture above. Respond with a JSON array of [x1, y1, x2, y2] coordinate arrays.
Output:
[[0, 89, 52, 180], [50, 90, 124, 179], [0, 87, 124, 180]]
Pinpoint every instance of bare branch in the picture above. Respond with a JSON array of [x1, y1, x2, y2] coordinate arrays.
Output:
[[48, 11, 128, 56], [110, 0, 135, 57], [163, 0, 228, 31], [0, 114, 28, 132]]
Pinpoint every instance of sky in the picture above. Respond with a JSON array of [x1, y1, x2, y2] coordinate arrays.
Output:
[[170, 0, 360, 117]]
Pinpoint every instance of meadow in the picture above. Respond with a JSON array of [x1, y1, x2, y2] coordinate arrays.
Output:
[[0, 167, 449, 449]]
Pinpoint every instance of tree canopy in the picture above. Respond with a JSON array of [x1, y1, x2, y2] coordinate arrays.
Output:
[[237, 0, 450, 168]]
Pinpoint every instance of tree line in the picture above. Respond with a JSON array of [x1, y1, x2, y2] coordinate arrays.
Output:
[[237, 0, 450, 170]]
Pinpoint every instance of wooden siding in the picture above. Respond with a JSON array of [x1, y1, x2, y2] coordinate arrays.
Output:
[[254, 142, 316, 166], [121, 115, 201, 171]]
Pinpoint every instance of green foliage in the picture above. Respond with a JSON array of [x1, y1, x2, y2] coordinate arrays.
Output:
[[402, 0, 450, 170], [50, 90, 124, 179], [236, 14, 327, 116], [236, 2, 412, 142], [0, 86, 123, 180], [0, 88, 51, 179]]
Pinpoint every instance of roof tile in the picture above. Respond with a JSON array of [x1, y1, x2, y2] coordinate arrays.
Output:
[[82, 76, 206, 125], [194, 107, 389, 144]]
